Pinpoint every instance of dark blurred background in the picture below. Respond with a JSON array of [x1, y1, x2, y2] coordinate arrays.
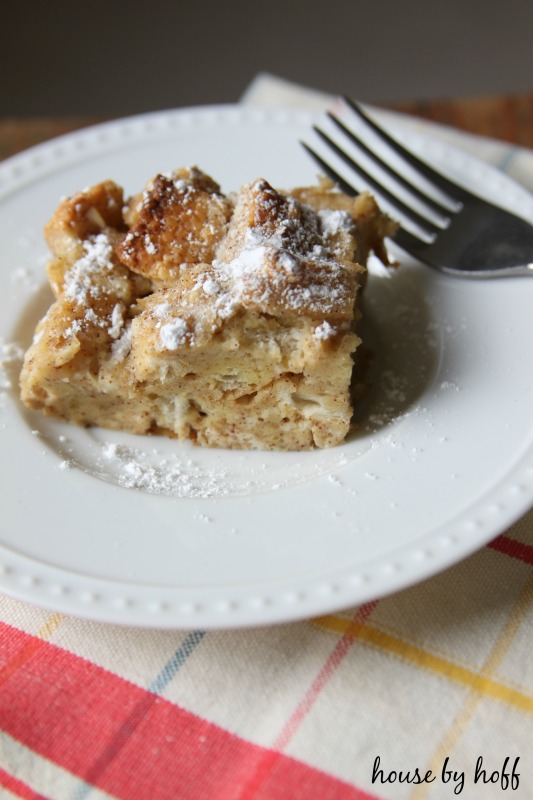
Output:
[[1, 0, 532, 117]]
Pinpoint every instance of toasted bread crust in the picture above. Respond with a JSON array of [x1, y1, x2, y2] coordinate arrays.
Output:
[[116, 167, 234, 283]]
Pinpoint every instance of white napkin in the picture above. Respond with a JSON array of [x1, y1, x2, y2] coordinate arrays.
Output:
[[241, 72, 533, 196]]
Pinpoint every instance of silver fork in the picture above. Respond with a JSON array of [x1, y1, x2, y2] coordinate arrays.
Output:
[[302, 97, 533, 277]]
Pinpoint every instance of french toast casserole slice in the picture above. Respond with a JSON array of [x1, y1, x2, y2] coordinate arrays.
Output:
[[20, 167, 395, 450]]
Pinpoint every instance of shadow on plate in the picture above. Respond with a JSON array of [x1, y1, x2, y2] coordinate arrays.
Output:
[[348, 262, 441, 443]]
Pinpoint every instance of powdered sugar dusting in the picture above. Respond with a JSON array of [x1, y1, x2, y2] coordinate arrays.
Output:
[[159, 317, 190, 350], [43, 426, 357, 498], [313, 321, 336, 340], [206, 244, 351, 319], [317, 208, 354, 236], [108, 303, 125, 339], [0, 340, 24, 390], [110, 325, 132, 362], [101, 442, 232, 496], [64, 232, 114, 305]]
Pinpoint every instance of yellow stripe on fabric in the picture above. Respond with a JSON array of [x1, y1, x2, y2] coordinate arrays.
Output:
[[313, 615, 533, 715], [408, 571, 533, 800], [37, 613, 64, 640]]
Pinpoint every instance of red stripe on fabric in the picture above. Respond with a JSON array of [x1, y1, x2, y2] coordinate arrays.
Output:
[[0, 766, 49, 800], [275, 601, 378, 750], [488, 534, 533, 566], [238, 602, 381, 800], [0, 622, 367, 800]]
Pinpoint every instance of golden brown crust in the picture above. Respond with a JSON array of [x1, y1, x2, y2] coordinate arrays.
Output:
[[116, 166, 234, 283], [44, 180, 128, 297]]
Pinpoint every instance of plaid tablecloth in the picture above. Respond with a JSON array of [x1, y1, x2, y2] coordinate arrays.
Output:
[[1, 75, 533, 800]]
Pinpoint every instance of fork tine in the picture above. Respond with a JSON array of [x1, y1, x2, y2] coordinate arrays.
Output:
[[301, 140, 428, 254], [312, 126, 441, 238], [343, 96, 468, 203], [327, 112, 454, 218], [300, 141, 361, 200]]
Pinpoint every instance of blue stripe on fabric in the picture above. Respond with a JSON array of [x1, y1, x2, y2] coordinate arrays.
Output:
[[71, 629, 206, 800], [149, 629, 206, 694]]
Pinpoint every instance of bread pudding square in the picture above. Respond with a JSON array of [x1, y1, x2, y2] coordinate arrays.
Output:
[[20, 167, 395, 450]]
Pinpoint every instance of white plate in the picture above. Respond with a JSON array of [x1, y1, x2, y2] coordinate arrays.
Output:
[[1, 105, 532, 629]]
